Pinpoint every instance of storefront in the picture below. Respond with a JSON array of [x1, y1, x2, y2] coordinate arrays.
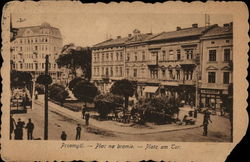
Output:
[[199, 88, 224, 110]]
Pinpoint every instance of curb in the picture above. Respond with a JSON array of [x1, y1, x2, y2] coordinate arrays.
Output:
[[36, 100, 202, 135]]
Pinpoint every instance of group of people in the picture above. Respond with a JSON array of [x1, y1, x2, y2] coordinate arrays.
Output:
[[10, 115, 35, 140], [60, 124, 82, 141], [60, 106, 90, 141]]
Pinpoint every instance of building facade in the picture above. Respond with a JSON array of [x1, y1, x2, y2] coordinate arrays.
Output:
[[91, 22, 233, 108], [10, 22, 64, 83], [199, 23, 233, 109]]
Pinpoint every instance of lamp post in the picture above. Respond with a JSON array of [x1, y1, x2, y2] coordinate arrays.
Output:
[[44, 55, 49, 140]]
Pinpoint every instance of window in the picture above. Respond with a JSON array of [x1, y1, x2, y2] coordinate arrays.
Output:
[[211, 41, 215, 44], [134, 52, 137, 61], [150, 69, 158, 79], [120, 67, 123, 76], [209, 50, 216, 61], [102, 53, 104, 62], [133, 69, 137, 77], [162, 51, 166, 61], [169, 70, 173, 79], [223, 72, 230, 84], [106, 53, 109, 61], [226, 40, 230, 43], [177, 49, 181, 60], [20, 47, 22, 51], [169, 50, 174, 60], [116, 67, 119, 76], [110, 67, 113, 76], [208, 72, 216, 83], [20, 63, 23, 69], [105, 68, 109, 76], [127, 53, 130, 61], [186, 49, 193, 60], [110, 53, 113, 61], [176, 70, 180, 80], [116, 53, 119, 61], [35, 46, 38, 50], [142, 51, 145, 61], [120, 52, 123, 61], [162, 69, 166, 78], [224, 49, 231, 61], [126, 68, 129, 77]]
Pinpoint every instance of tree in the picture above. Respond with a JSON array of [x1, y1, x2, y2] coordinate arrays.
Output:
[[11, 70, 32, 88], [36, 74, 52, 85], [94, 93, 124, 119], [71, 80, 98, 107], [135, 96, 180, 124], [68, 77, 85, 91], [56, 44, 92, 80], [48, 83, 69, 106], [110, 79, 136, 116]]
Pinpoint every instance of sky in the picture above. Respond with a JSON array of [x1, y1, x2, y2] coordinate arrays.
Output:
[[10, 2, 233, 47]]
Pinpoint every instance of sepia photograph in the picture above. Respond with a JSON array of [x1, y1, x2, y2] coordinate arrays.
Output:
[[1, 1, 248, 161]]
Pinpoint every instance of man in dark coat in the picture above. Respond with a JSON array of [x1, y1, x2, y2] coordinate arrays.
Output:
[[203, 110, 212, 136], [25, 118, 35, 140], [15, 118, 25, 140], [75, 124, 82, 140], [10, 114, 16, 140], [85, 112, 90, 126], [61, 131, 67, 141]]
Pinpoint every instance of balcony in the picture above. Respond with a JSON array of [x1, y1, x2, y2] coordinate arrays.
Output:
[[179, 59, 196, 65], [178, 80, 196, 85]]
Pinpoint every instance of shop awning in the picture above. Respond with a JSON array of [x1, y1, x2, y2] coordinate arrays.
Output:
[[143, 86, 159, 93]]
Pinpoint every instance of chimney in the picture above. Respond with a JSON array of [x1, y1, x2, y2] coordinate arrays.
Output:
[[117, 36, 121, 39], [176, 26, 181, 31], [192, 23, 198, 28], [128, 34, 132, 37]]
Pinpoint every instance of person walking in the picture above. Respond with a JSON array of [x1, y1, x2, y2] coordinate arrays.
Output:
[[35, 90, 38, 100], [61, 131, 67, 141], [82, 106, 86, 119], [85, 112, 90, 126], [25, 118, 35, 140], [75, 124, 82, 140], [10, 114, 16, 140], [15, 118, 25, 140], [194, 108, 198, 118], [203, 110, 212, 136]]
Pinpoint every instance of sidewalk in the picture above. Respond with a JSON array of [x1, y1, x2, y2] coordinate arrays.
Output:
[[36, 96, 203, 135]]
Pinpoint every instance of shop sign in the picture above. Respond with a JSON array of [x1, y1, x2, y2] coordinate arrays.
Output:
[[200, 89, 220, 95]]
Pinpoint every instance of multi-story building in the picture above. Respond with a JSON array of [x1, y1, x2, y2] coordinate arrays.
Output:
[[10, 22, 64, 83], [91, 22, 233, 108], [199, 23, 233, 109], [92, 36, 129, 92]]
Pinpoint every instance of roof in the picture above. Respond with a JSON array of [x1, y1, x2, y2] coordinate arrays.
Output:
[[14, 23, 62, 38], [93, 37, 129, 48], [149, 26, 209, 42], [143, 86, 159, 93], [201, 24, 233, 38]]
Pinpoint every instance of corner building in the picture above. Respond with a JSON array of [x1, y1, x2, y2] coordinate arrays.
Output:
[[199, 23, 233, 109], [10, 22, 64, 83]]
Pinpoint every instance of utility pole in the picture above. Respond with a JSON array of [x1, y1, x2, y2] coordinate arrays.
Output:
[[44, 55, 49, 140]]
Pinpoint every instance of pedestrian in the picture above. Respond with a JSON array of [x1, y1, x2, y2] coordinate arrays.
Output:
[[10, 114, 16, 140], [75, 124, 82, 140], [85, 112, 90, 126], [203, 110, 212, 136], [61, 131, 67, 141], [35, 90, 38, 100], [25, 118, 34, 140], [82, 106, 86, 119], [194, 108, 198, 118], [15, 118, 25, 140]]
